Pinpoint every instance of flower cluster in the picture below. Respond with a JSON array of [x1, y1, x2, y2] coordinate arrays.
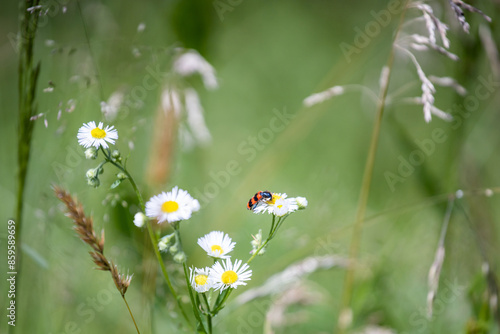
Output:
[[251, 192, 308, 216], [190, 231, 252, 293], [75, 119, 308, 333]]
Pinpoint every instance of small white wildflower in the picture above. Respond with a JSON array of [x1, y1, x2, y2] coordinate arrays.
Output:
[[137, 22, 146, 32], [209, 258, 252, 292], [294, 197, 308, 210], [133, 212, 147, 228], [77, 121, 118, 149], [84, 147, 98, 160], [253, 193, 299, 216], [197, 231, 235, 259], [145, 186, 200, 224], [86, 168, 98, 179], [190, 267, 214, 293], [273, 198, 290, 217]]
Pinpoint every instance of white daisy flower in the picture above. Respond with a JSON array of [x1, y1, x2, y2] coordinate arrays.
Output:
[[77, 121, 118, 149], [253, 193, 298, 216], [197, 231, 235, 259], [133, 212, 147, 228], [273, 198, 290, 217], [209, 258, 252, 292], [190, 267, 213, 293], [294, 197, 308, 210], [145, 186, 200, 224]]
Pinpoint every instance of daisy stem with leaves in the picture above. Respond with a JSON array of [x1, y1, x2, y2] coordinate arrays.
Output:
[[200, 214, 289, 323], [96, 146, 194, 330]]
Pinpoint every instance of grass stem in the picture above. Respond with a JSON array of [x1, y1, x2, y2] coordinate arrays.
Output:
[[336, 2, 410, 332]]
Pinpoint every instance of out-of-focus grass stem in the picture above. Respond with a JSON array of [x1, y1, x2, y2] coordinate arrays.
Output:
[[14, 1, 41, 332], [336, 2, 410, 332]]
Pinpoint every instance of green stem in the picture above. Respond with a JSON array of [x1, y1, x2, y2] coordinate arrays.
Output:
[[202, 293, 212, 334], [247, 239, 269, 265], [183, 262, 207, 333], [100, 149, 193, 330], [211, 288, 232, 314], [337, 2, 410, 333], [247, 215, 281, 264], [13, 2, 41, 333], [122, 296, 141, 334]]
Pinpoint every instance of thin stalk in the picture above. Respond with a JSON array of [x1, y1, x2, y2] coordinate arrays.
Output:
[[247, 239, 269, 265], [13, 1, 41, 333], [100, 149, 193, 329], [122, 296, 141, 334], [336, 2, 410, 332], [202, 294, 213, 334], [247, 215, 276, 264], [183, 262, 206, 333], [211, 289, 232, 314], [76, 0, 104, 101]]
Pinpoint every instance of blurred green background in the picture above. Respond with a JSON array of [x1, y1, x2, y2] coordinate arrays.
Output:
[[2, 0, 500, 333]]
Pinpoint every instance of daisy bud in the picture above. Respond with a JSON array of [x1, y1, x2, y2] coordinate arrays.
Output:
[[173, 252, 187, 263], [84, 147, 98, 160], [111, 150, 121, 161], [169, 244, 179, 254], [86, 168, 98, 179], [133, 212, 147, 228], [158, 240, 169, 252], [250, 229, 263, 248], [87, 177, 100, 188], [250, 246, 266, 256], [117, 172, 128, 180], [158, 233, 175, 251], [295, 197, 308, 210]]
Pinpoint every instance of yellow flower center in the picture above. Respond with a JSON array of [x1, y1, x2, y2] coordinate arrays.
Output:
[[267, 194, 281, 205], [195, 274, 208, 286], [211, 245, 223, 254], [221, 270, 238, 285], [91, 127, 106, 139], [161, 201, 179, 213], [277, 204, 283, 209]]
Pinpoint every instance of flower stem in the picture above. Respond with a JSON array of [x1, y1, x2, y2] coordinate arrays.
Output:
[[122, 295, 141, 334], [14, 2, 42, 332], [336, 2, 410, 332], [202, 293, 213, 334], [101, 149, 193, 330], [183, 262, 207, 333]]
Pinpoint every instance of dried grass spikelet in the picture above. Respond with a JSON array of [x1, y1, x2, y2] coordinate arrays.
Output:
[[449, 0, 491, 33], [145, 88, 178, 191], [54, 186, 132, 296], [427, 197, 454, 318]]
